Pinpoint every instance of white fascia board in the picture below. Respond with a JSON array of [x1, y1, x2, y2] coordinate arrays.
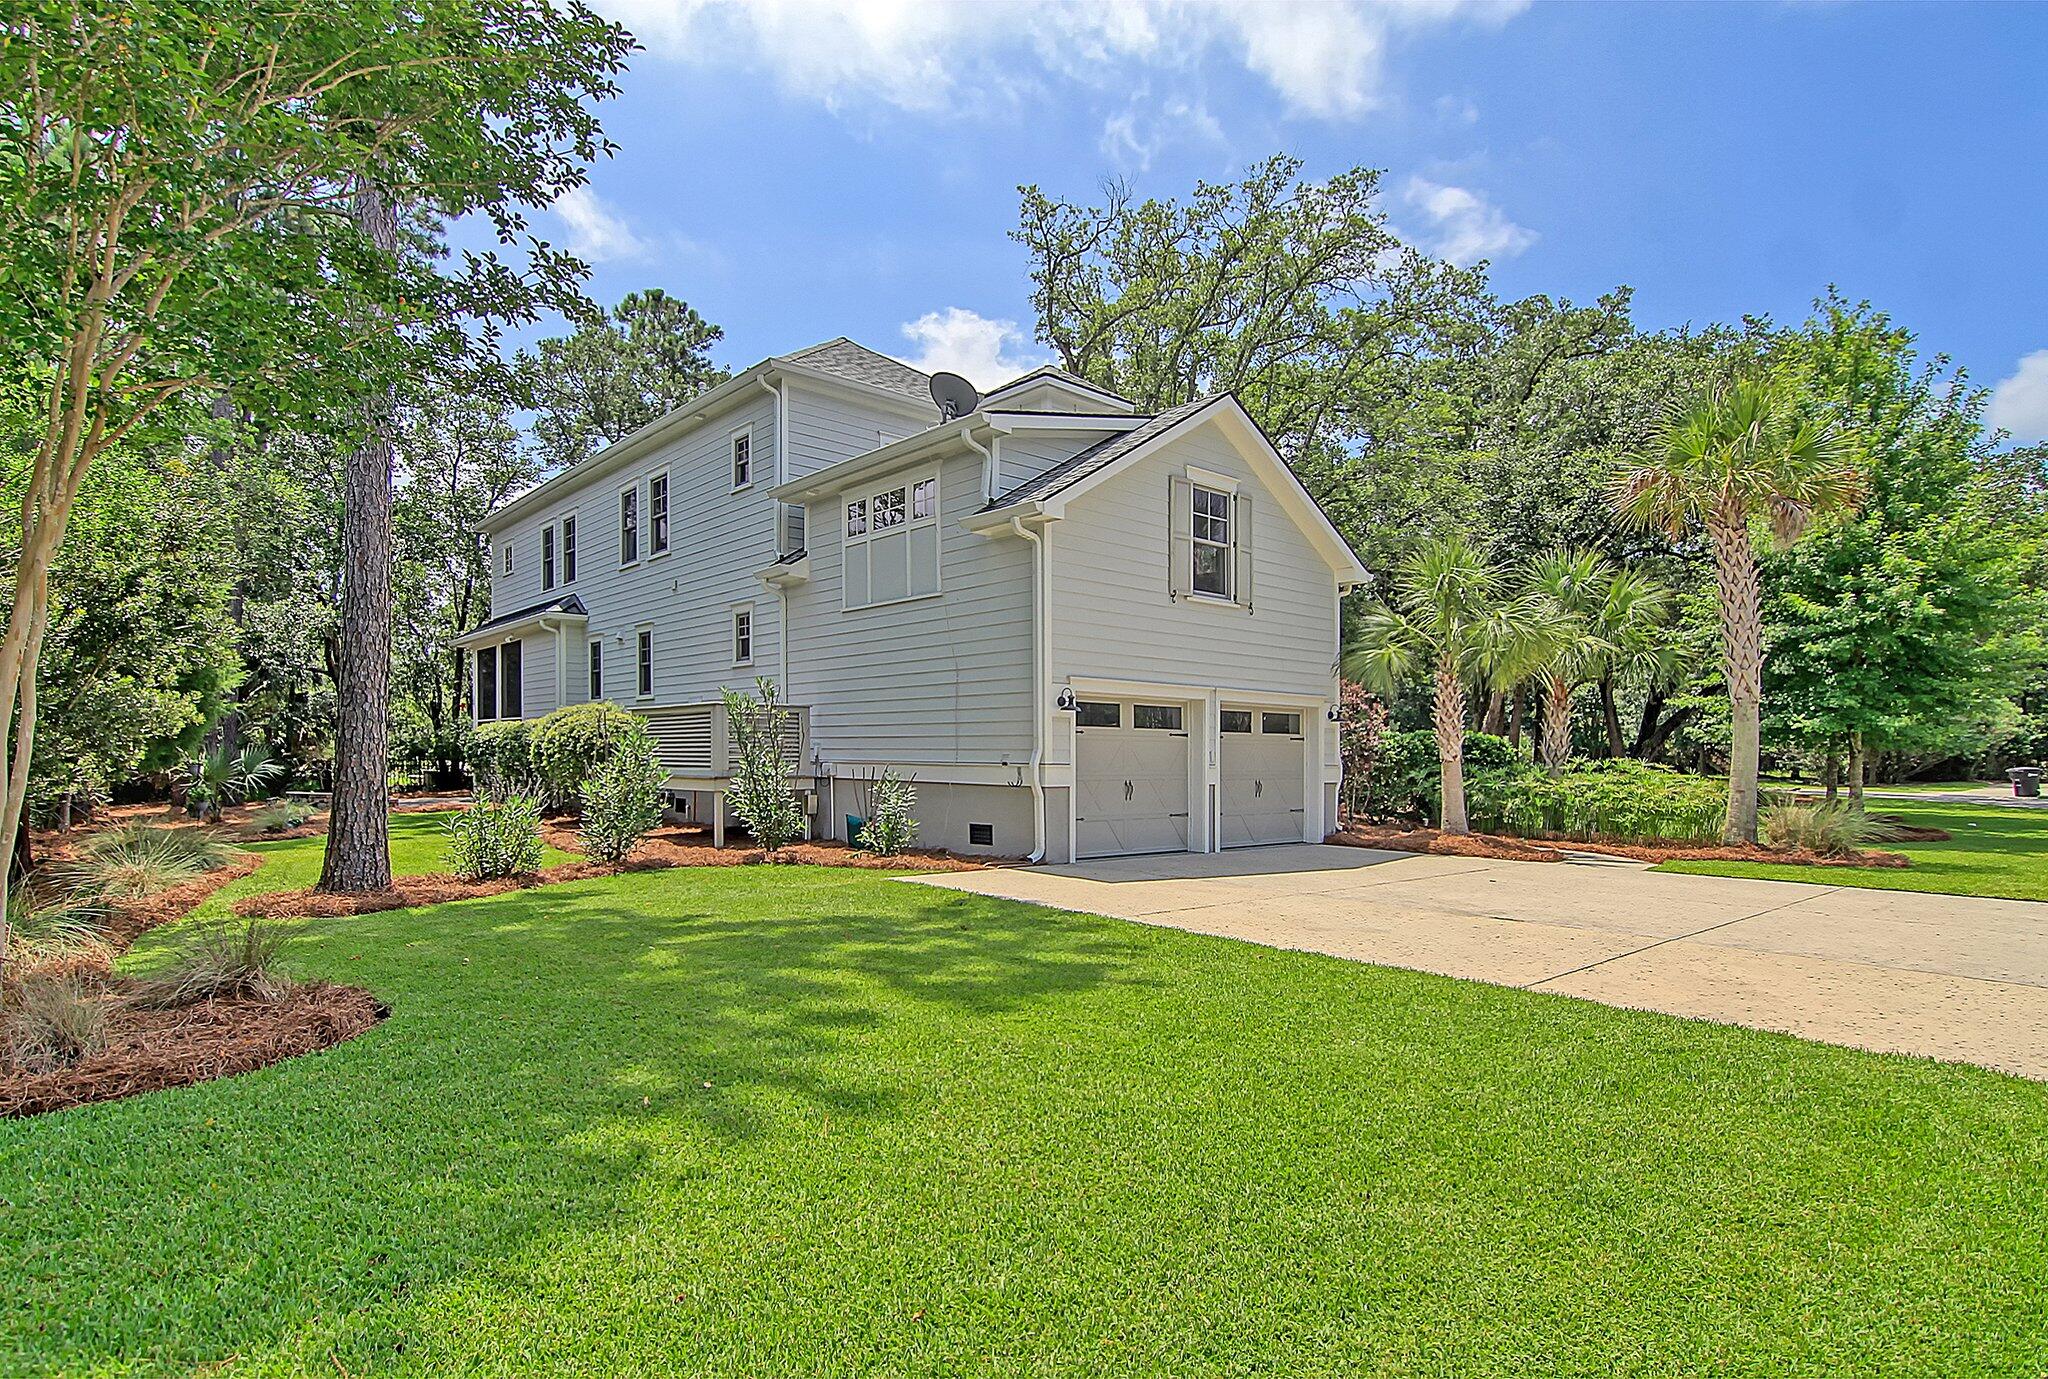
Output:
[[453, 610, 587, 649], [982, 411, 1142, 434]]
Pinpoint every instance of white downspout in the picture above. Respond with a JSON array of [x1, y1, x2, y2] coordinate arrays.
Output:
[[961, 426, 993, 503], [1009, 514, 1047, 864], [760, 376, 795, 699]]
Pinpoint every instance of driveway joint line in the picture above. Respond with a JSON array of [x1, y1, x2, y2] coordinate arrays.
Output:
[[1522, 887, 1843, 990]]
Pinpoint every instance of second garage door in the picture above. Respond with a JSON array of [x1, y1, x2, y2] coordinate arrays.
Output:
[[1220, 708, 1307, 847], [1074, 700, 1191, 858]]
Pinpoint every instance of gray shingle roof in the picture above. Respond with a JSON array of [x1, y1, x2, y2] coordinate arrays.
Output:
[[987, 396, 1221, 508], [777, 338, 933, 404], [983, 364, 1134, 406], [471, 594, 586, 634]]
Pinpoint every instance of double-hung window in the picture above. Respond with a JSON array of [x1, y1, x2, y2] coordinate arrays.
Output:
[[502, 541, 513, 577], [1191, 485, 1232, 599], [636, 628, 654, 698], [541, 525, 556, 591], [649, 473, 670, 555], [732, 429, 752, 490], [588, 639, 603, 701], [619, 488, 639, 565], [843, 473, 939, 609], [562, 515, 577, 584], [732, 608, 753, 665]]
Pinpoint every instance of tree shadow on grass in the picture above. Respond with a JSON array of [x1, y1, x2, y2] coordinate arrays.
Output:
[[0, 867, 1132, 1374]]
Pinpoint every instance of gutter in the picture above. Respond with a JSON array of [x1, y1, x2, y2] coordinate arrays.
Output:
[[1008, 514, 1048, 864]]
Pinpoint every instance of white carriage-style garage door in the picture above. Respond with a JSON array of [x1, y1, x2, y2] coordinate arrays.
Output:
[[1074, 700, 1192, 859], [1219, 707, 1307, 847]]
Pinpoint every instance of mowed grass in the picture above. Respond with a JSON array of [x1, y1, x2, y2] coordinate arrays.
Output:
[[1658, 800, 2048, 902], [2, 834, 2046, 1374]]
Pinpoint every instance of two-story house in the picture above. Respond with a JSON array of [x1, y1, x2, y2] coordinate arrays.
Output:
[[460, 338, 1368, 863]]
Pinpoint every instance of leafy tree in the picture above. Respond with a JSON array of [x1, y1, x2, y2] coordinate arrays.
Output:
[[1612, 373, 1859, 842], [721, 679, 804, 856], [1342, 535, 1559, 833], [522, 290, 728, 470], [0, 0, 634, 938], [1522, 549, 1672, 775]]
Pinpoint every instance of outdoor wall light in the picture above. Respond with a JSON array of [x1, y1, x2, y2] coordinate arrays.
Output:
[[1055, 687, 1078, 712]]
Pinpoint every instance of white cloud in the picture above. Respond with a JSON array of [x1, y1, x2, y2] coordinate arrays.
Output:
[[600, 0, 1527, 121], [551, 186, 652, 263], [897, 308, 1048, 387], [1401, 176, 1535, 266], [1099, 96, 1226, 173], [1989, 350, 2048, 444]]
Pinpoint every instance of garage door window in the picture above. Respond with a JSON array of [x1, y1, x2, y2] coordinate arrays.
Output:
[[1261, 711, 1303, 736], [1134, 704, 1183, 730], [1220, 710, 1253, 733], [1076, 701, 1119, 727]]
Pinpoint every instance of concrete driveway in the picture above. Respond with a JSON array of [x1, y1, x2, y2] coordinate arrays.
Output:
[[914, 845, 2048, 1079]]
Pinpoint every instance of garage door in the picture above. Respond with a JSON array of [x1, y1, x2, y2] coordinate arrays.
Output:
[[1075, 700, 1191, 858], [1220, 708, 1307, 847]]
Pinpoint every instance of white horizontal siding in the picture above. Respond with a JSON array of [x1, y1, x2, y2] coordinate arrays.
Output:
[[996, 432, 1098, 497], [786, 386, 929, 482]]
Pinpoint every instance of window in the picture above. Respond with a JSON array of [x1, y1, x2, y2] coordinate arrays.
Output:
[[1261, 711, 1303, 736], [1075, 701, 1119, 728], [842, 472, 939, 609], [588, 640, 603, 701], [1220, 710, 1254, 734], [502, 541, 513, 577], [649, 473, 670, 554], [1192, 484, 1232, 598], [499, 639, 523, 719], [636, 628, 653, 698], [1134, 704, 1183, 731], [541, 525, 556, 591], [732, 430, 752, 489], [619, 487, 639, 564], [732, 608, 753, 665], [474, 646, 498, 721], [562, 516, 577, 583]]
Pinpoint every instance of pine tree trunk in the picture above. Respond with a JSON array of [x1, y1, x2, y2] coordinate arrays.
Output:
[[1434, 656, 1470, 834], [1709, 508, 1764, 844], [318, 179, 399, 893], [1541, 674, 1573, 777]]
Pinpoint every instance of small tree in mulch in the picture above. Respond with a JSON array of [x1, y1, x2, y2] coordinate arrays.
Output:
[[579, 731, 666, 864], [721, 678, 805, 860], [855, 769, 918, 855]]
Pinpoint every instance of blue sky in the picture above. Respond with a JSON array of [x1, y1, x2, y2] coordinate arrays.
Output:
[[532, 0, 2048, 443]]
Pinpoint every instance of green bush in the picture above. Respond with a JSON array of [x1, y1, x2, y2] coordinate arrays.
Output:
[[1489, 760, 1730, 843], [1363, 730, 1530, 825], [445, 796, 545, 880], [855, 770, 918, 854], [578, 734, 666, 863], [531, 702, 650, 810], [467, 721, 538, 802]]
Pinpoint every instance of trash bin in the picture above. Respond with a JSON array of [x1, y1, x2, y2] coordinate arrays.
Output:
[[2009, 767, 2043, 798]]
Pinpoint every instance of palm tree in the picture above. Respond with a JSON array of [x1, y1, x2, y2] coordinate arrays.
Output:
[[1344, 534, 1561, 834], [1522, 549, 1673, 776], [1611, 373, 1857, 843]]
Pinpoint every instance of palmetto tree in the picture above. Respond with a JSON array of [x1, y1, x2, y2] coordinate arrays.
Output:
[[1522, 549, 1673, 777], [1343, 534, 1561, 834], [1611, 374, 1858, 843]]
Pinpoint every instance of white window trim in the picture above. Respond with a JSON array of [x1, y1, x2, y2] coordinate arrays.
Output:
[[1184, 464, 1239, 494], [634, 623, 655, 700], [618, 483, 641, 568], [841, 469, 943, 612], [588, 637, 603, 702], [731, 604, 754, 667], [561, 513, 578, 585], [647, 469, 672, 559], [731, 424, 754, 493], [540, 522, 556, 591], [502, 540, 513, 576], [1190, 481, 1234, 603]]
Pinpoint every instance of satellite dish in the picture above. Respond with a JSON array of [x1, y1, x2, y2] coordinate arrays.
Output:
[[930, 371, 980, 421]]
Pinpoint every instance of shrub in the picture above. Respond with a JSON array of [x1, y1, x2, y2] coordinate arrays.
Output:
[[579, 735, 666, 863], [61, 825, 236, 901], [252, 800, 314, 834], [855, 770, 919, 854], [532, 702, 651, 811], [445, 795, 545, 880], [1490, 760, 1729, 843], [1363, 730, 1529, 825], [132, 919, 294, 1009], [1760, 800, 1903, 856], [722, 679, 805, 857], [468, 720, 538, 802], [3, 973, 108, 1072], [185, 743, 285, 820]]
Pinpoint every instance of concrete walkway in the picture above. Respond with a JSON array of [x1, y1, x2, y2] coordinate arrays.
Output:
[[914, 845, 2048, 1080]]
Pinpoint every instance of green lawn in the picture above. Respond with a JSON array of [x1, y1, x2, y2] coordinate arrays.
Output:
[[3, 829, 2045, 1375], [1658, 800, 2048, 902]]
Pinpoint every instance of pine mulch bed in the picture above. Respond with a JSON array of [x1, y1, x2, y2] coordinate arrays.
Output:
[[1330, 824, 1911, 869], [234, 821, 994, 921]]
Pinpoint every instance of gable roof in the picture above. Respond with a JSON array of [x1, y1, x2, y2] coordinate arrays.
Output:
[[981, 365, 1136, 410], [989, 396, 1217, 507], [776, 337, 932, 403]]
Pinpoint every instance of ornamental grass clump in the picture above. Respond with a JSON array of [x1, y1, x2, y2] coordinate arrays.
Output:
[[445, 796, 545, 881], [132, 919, 293, 1009], [2, 973, 108, 1073], [61, 826, 236, 901], [252, 800, 314, 834], [1760, 800, 1903, 857]]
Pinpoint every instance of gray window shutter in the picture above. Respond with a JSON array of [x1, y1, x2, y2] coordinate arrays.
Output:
[[1234, 491, 1253, 611], [1168, 475, 1192, 599]]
